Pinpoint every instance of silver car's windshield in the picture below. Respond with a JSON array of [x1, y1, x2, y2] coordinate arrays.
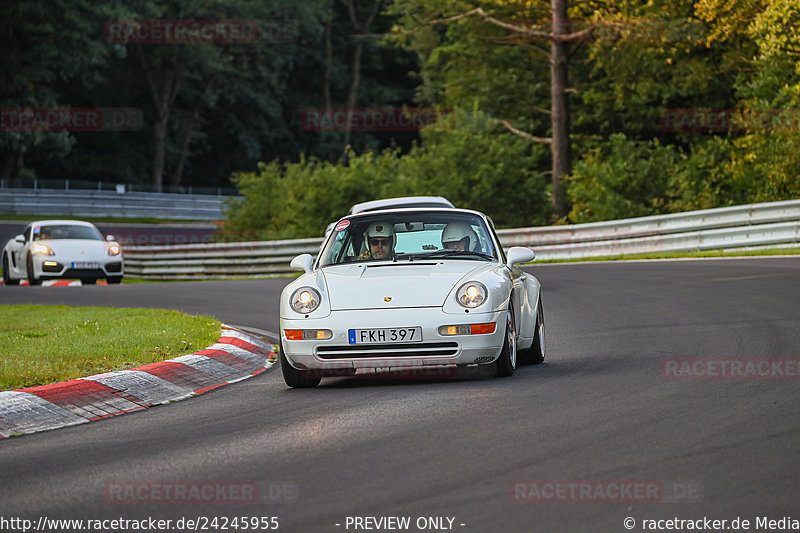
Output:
[[319, 211, 498, 267], [33, 224, 104, 241]]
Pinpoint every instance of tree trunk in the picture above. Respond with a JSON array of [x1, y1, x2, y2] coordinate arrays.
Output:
[[1, 153, 16, 181], [342, 39, 364, 152], [342, 0, 383, 158], [171, 79, 214, 188], [137, 44, 181, 191], [550, 0, 571, 217], [323, 17, 333, 110], [152, 112, 168, 191]]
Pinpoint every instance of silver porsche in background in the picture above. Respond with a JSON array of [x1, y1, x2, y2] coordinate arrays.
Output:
[[2, 220, 123, 285]]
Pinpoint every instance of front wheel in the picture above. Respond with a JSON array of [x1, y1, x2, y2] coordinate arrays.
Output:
[[3, 255, 19, 285], [107, 276, 123, 284], [494, 307, 517, 377], [280, 341, 321, 388], [26, 254, 42, 286], [519, 299, 546, 365]]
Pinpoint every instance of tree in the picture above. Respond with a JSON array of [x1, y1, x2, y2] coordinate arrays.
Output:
[[110, 0, 327, 190], [0, 1, 122, 181], [387, 0, 606, 217]]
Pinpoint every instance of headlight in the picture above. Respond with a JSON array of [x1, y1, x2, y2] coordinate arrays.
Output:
[[290, 287, 321, 314], [107, 243, 121, 256], [31, 243, 54, 256], [456, 282, 487, 309]]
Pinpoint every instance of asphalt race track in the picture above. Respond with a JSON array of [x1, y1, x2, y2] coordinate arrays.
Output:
[[1, 257, 799, 532]]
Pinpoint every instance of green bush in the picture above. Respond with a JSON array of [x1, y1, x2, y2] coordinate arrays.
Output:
[[567, 133, 682, 223], [220, 110, 550, 240]]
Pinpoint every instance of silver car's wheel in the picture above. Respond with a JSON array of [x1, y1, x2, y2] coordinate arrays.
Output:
[[280, 340, 321, 388], [495, 307, 517, 377], [26, 254, 42, 286], [3, 255, 19, 286], [519, 299, 545, 365]]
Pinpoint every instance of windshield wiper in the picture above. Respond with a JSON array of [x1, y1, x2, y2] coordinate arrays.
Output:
[[423, 250, 494, 260]]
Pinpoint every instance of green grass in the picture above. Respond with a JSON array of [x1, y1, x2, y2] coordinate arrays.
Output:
[[536, 247, 800, 263], [0, 305, 222, 390]]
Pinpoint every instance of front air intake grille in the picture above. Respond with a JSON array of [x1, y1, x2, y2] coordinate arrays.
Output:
[[316, 342, 459, 359], [474, 356, 495, 364]]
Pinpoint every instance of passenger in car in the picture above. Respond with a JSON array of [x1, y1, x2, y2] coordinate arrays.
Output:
[[441, 222, 478, 251]]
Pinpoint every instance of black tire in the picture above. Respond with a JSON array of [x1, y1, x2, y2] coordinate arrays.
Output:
[[494, 307, 517, 377], [519, 299, 546, 365], [3, 255, 19, 285], [107, 276, 123, 284], [279, 340, 321, 388], [26, 254, 41, 286]]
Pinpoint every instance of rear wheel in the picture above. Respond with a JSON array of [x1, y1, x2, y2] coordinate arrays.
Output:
[[494, 307, 517, 377], [519, 299, 546, 365], [280, 340, 322, 388], [26, 254, 41, 286], [3, 255, 19, 285]]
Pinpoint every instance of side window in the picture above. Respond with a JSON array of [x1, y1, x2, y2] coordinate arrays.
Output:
[[328, 230, 360, 263], [328, 236, 344, 262], [23, 225, 32, 242], [472, 224, 489, 253]]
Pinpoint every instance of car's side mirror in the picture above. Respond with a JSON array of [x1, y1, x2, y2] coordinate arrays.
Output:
[[14, 234, 25, 244], [506, 246, 535, 266], [105, 234, 116, 242], [290, 253, 314, 273]]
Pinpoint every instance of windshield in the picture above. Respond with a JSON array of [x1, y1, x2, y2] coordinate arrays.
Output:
[[33, 224, 104, 241], [319, 211, 498, 267]]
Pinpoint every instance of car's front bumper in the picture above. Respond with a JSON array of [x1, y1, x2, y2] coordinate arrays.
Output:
[[31, 255, 123, 280], [280, 307, 506, 371]]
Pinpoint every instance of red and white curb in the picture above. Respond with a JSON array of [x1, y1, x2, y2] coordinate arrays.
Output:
[[0, 279, 106, 286], [0, 326, 277, 439]]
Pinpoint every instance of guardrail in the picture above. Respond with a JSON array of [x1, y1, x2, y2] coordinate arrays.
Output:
[[124, 238, 324, 279], [0, 188, 237, 220], [123, 199, 800, 279]]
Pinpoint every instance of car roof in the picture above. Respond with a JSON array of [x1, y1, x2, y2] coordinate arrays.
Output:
[[345, 206, 488, 221], [348, 196, 454, 214], [29, 220, 98, 227]]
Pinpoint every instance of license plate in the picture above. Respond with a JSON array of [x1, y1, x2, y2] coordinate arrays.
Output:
[[348, 327, 422, 345], [71, 262, 99, 269]]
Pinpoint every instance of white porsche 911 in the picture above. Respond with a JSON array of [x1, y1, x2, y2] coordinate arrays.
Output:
[[2, 220, 123, 286], [279, 208, 546, 388]]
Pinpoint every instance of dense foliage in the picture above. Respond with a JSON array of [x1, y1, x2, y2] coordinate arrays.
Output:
[[3, 0, 799, 236]]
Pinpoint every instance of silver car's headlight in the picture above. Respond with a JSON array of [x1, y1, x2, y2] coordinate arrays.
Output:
[[456, 282, 487, 309], [31, 243, 55, 256], [290, 287, 321, 314]]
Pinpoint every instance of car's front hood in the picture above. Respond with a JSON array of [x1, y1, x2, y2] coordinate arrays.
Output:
[[45, 239, 108, 259], [322, 261, 490, 310]]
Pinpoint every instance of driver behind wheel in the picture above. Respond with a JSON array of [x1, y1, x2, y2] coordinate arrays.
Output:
[[359, 221, 395, 260]]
